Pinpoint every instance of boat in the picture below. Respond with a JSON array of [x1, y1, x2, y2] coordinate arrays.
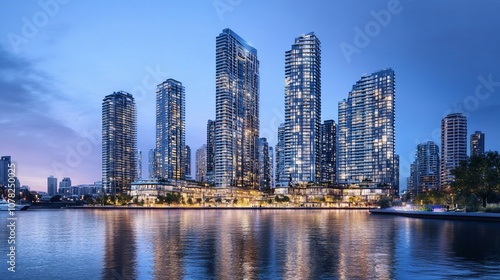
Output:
[[0, 199, 30, 211]]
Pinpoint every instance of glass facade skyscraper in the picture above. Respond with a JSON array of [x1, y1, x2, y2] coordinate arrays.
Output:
[[409, 141, 440, 197], [470, 131, 485, 156], [320, 120, 336, 185], [275, 123, 286, 187], [195, 145, 207, 183], [284, 32, 321, 185], [215, 28, 260, 189], [338, 69, 397, 191], [258, 138, 271, 192], [156, 78, 185, 180], [102, 91, 137, 195], [206, 119, 216, 185], [441, 113, 467, 186]]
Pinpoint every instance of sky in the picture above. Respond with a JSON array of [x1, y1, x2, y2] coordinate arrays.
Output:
[[1, 0, 499, 192]]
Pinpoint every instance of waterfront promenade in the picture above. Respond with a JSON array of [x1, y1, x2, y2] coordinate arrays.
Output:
[[369, 208, 500, 222]]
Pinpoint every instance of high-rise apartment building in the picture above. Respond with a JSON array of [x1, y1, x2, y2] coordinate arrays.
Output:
[[0, 156, 11, 188], [409, 141, 440, 197], [156, 78, 185, 180], [284, 32, 321, 185], [338, 69, 397, 192], [269, 146, 274, 189], [215, 28, 259, 188], [206, 120, 216, 184], [148, 148, 156, 179], [441, 113, 467, 186], [195, 145, 207, 182], [320, 120, 336, 185], [470, 131, 485, 156], [184, 145, 191, 180], [136, 150, 142, 180], [258, 138, 271, 192], [59, 177, 72, 195], [275, 123, 286, 187], [47, 175, 57, 196], [102, 91, 137, 195]]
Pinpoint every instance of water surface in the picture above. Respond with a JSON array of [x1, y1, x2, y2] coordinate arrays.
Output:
[[1, 209, 500, 279]]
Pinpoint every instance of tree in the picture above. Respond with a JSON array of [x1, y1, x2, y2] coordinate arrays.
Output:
[[50, 195, 62, 202], [451, 151, 500, 208]]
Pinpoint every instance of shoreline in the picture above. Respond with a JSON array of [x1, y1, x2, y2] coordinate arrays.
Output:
[[65, 205, 375, 210], [369, 208, 500, 222]]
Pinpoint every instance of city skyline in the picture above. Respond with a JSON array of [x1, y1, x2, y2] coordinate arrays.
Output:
[[1, 1, 500, 191]]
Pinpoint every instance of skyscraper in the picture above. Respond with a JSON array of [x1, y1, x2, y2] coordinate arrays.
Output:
[[215, 28, 259, 189], [195, 145, 207, 182], [441, 113, 467, 186], [59, 177, 71, 195], [102, 91, 137, 195], [0, 156, 11, 188], [156, 78, 185, 180], [284, 32, 321, 185], [409, 141, 440, 197], [320, 120, 336, 185], [206, 119, 216, 184], [136, 149, 142, 179], [148, 148, 156, 179], [275, 123, 286, 187], [47, 175, 57, 196], [338, 69, 397, 191], [258, 138, 271, 192], [269, 146, 274, 189], [184, 145, 191, 180], [470, 131, 485, 156]]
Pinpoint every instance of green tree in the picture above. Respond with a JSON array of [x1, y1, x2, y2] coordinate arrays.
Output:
[[451, 151, 500, 208]]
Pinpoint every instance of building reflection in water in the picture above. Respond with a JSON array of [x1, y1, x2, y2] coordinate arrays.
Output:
[[95, 209, 500, 279], [102, 210, 137, 280]]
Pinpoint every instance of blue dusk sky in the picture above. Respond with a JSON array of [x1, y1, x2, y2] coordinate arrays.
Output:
[[1, 0, 499, 191]]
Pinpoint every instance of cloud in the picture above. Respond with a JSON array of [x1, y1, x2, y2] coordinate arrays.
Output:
[[0, 46, 101, 189]]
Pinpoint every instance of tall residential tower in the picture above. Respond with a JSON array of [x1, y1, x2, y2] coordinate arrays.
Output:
[[441, 113, 467, 186], [156, 79, 186, 180], [214, 28, 260, 188], [470, 131, 485, 156], [283, 32, 321, 185], [337, 69, 397, 192], [102, 91, 137, 195]]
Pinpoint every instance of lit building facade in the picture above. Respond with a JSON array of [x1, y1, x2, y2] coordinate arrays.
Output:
[[275, 123, 286, 187], [320, 120, 336, 185], [470, 130, 485, 156], [156, 78, 185, 180], [215, 28, 260, 189], [184, 145, 191, 180], [47, 175, 57, 196], [409, 141, 440, 197], [441, 113, 467, 186], [148, 148, 156, 179], [337, 69, 397, 192], [0, 156, 11, 188], [59, 177, 71, 194], [136, 149, 142, 179], [258, 138, 271, 192], [195, 145, 207, 182], [102, 91, 137, 195], [206, 120, 216, 184], [284, 32, 322, 185]]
